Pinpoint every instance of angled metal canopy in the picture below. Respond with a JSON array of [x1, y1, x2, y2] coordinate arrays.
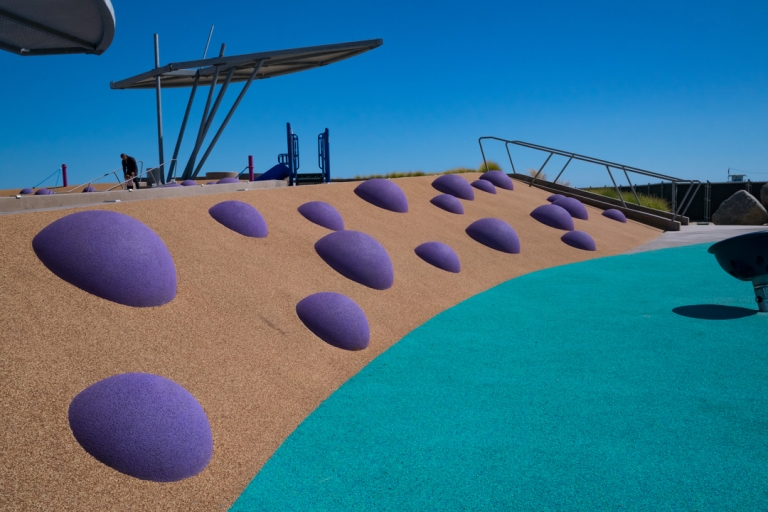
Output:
[[0, 0, 115, 55]]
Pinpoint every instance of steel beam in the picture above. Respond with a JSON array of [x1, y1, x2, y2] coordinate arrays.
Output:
[[167, 72, 199, 181]]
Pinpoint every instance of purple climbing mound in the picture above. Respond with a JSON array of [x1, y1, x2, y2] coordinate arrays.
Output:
[[430, 194, 464, 214], [298, 201, 345, 231], [480, 170, 514, 190], [35, 188, 53, 195], [296, 292, 370, 351], [602, 209, 627, 223], [466, 218, 520, 254], [471, 179, 497, 194], [431, 174, 475, 201], [32, 211, 177, 307], [530, 204, 575, 231], [82, 186, 96, 193], [553, 197, 589, 220], [561, 230, 597, 251], [315, 230, 394, 290], [206, 181, 217, 185], [164, 182, 181, 188], [547, 194, 565, 203], [68, 373, 213, 482], [19, 188, 33, 195], [217, 177, 240, 184], [415, 241, 461, 273], [181, 180, 198, 187], [354, 179, 409, 213], [209, 200, 268, 238]]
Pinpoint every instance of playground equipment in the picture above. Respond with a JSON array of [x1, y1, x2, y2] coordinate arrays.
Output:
[[276, 123, 330, 186], [709, 231, 768, 313]]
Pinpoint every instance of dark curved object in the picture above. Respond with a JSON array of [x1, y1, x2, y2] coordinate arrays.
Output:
[[296, 292, 370, 350], [82, 186, 97, 193], [530, 204, 574, 231], [479, 170, 513, 190], [602, 209, 627, 223], [547, 194, 565, 203], [354, 179, 409, 213], [432, 174, 474, 201], [315, 230, 394, 290], [430, 194, 464, 215], [181, 180, 197, 186], [163, 182, 181, 188], [553, 197, 588, 220], [561, 230, 596, 251], [414, 241, 461, 273], [19, 188, 33, 194], [209, 200, 268, 238], [34, 188, 53, 195], [465, 218, 520, 254], [217, 177, 240, 184], [708, 231, 768, 281], [471, 180, 496, 194], [254, 163, 290, 182], [298, 201, 345, 231], [673, 305, 758, 320]]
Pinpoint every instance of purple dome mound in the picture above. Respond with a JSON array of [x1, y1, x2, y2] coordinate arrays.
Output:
[[530, 204, 575, 231], [547, 194, 565, 203], [602, 209, 627, 223], [68, 373, 212, 482], [479, 170, 514, 190], [465, 218, 521, 254], [82, 186, 97, 193], [296, 292, 370, 351], [209, 200, 268, 238], [298, 201, 345, 231], [217, 177, 240, 184], [553, 197, 589, 220], [206, 181, 217, 185], [431, 174, 475, 201], [315, 230, 394, 290], [164, 182, 181, 188], [561, 230, 597, 251], [32, 211, 177, 307], [471, 179, 497, 194], [354, 179, 409, 213], [20, 188, 33, 194], [181, 180, 197, 186], [414, 242, 461, 273], [430, 194, 464, 214], [35, 188, 53, 195]]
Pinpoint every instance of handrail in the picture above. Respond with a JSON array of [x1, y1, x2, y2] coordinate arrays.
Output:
[[478, 136, 701, 222], [60, 160, 146, 193], [106, 159, 175, 191], [32, 168, 62, 191]]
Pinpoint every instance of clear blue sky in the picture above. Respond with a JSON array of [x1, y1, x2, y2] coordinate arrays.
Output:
[[0, 0, 766, 189]]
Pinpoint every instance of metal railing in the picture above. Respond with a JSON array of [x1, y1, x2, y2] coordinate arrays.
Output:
[[59, 161, 145, 193], [106, 159, 174, 191], [478, 137, 701, 222], [31, 167, 63, 192]]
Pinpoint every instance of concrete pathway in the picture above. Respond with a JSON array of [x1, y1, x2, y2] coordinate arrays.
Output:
[[627, 223, 768, 253]]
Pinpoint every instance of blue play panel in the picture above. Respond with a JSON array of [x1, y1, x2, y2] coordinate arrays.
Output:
[[231, 244, 768, 511]]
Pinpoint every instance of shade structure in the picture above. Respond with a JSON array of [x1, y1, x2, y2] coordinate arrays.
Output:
[[0, 0, 115, 55]]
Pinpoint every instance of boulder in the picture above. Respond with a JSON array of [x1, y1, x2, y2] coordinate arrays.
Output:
[[712, 190, 768, 225], [761, 183, 768, 211]]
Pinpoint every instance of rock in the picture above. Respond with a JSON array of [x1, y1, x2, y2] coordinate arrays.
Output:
[[712, 190, 768, 225]]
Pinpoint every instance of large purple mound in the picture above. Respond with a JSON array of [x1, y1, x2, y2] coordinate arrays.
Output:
[[430, 194, 464, 214], [602, 209, 627, 223], [68, 373, 213, 482], [431, 174, 475, 201], [480, 170, 514, 190], [547, 194, 565, 203], [465, 218, 521, 254], [553, 197, 589, 220], [471, 180, 497, 194], [209, 200, 268, 238], [561, 230, 597, 251], [35, 188, 53, 195], [414, 242, 461, 273], [530, 204, 575, 231], [32, 211, 177, 307], [298, 201, 345, 231], [217, 177, 240, 184], [181, 180, 198, 186], [20, 188, 33, 195], [315, 230, 394, 290], [296, 292, 370, 351], [354, 179, 409, 213], [82, 186, 97, 193]]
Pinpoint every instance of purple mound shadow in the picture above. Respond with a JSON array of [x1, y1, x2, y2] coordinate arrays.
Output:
[[206, 181, 217, 185], [471, 179, 497, 194], [181, 180, 197, 186], [164, 182, 181, 188], [315, 230, 394, 290], [217, 177, 240, 184], [547, 194, 565, 203], [480, 170, 514, 190], [430, 194, 464, 214], [82, 186, 96, 193], [465, 218, 520, 254], [562, 230, 597, 251], [68, 373, 213, 482], [209, 200, 268, 238], [602, 209, 627, 223], [553, 197, 589, 220], [35, 188, 53, 195], [530, 204, 575, 231], [354, 179, 409, 213], [32, 211, 177, 307], [415, 241, 461, 273], [431, 174, 475, 201], [296, 292, 370, 351], [298, 201, 345, 231], [19, 188, 33, 195]]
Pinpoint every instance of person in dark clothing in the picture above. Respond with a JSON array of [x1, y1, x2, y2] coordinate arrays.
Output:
[[121, 153, 140, 189]]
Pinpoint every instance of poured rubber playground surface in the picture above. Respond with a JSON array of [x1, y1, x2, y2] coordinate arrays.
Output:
[[6, 172, 750, 510]]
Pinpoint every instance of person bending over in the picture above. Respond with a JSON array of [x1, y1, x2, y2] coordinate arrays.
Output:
[[121, 153, 140, 189]]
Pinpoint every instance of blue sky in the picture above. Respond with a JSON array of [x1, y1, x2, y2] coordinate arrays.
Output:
[[0, 0, 766, 189]]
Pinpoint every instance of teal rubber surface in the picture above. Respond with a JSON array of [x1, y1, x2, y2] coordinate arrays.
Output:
[[231, 244, 768, 511]]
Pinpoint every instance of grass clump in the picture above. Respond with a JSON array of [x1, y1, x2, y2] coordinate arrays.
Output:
[[527, 168, 572, 187], [583, 187, 671, 212], [477, 161, 502, 172]]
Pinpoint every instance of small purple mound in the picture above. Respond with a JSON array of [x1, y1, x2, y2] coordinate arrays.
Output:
[[207, 181, 217, 185], [82, 186, 97, 193], [296, 292, 370, 351], [432, 174, 475, 201], [430, 194, 464, 214], [217, 177, 240, 184], [68, 373, 213, 482], [602, 209, 627, 223], [553, 197, 589, 220], [530, 204, 575, 231], [414, 242, 461, 273], [465, 218, 521, 254], [354, 179, 409, 213], [20, 188, 33, 194], [479, 170, 514, 190], [298, 201, 345, 231], [35, 188, 53, 195], [471, 180, 497, 194], [181, 180, 198, 186], [209, 201, 268, 238], [164, 182, 181, 188], [32, 211, 177, 307], [547, 194, 565, 203], [561, 230, 597, 251], [315, 230, 394, 290]]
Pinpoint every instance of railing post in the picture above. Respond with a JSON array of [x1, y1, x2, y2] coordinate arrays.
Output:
[[61, 164, 68, 187], [248, 155, 254, 181]]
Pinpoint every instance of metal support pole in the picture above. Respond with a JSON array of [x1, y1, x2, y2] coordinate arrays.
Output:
[[530, 152, 553, 187], [168, 73, 199, 181], [605, 165, 626, 208], [248, 155, 254, 181], [324, 128, 330, 183], [61, 164, 68, 187], [183, 65, 221, 179], [621, 167, 641, 205], [553, 155, 573, 185], [154, 34, 165, 185], [287, 122, 295, 186], [504, 143, 517, 174]]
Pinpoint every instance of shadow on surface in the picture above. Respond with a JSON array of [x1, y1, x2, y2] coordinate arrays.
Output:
[[673, 304, 758, 320]]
